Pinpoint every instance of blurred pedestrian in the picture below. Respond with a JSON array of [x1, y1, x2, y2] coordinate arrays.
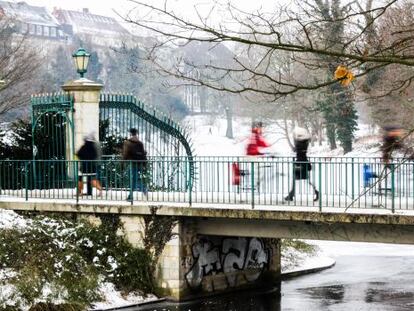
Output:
[[76, 132, 102, 196], [246, 122, 270, 156], [285, 127, 319, 202], [123, 128, 148, 201]]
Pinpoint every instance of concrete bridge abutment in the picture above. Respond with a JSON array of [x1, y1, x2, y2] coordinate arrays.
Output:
[[75, 213, 281, 300], [120, 216, 282, 300]]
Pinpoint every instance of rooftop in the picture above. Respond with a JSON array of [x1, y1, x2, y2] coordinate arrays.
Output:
[[0, 1, 59, 27], [53, 7, 130, 36]]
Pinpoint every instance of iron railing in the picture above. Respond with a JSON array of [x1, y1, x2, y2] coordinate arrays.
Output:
[[0, 157, 413, 212]]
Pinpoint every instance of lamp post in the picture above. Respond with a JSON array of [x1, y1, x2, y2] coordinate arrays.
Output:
[[63, 47, 102, 164], [72, 47, 90, 78]]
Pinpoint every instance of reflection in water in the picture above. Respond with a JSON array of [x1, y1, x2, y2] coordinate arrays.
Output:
[[365, 284, 414, 308], [299, 284, 345, 306]]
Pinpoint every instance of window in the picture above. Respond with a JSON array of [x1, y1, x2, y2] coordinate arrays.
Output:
[[21, 23, 28, 33], [43, 26, 49, 36], [29, 24, 35, 34], [50, 27, 56, 37], [36, 25, 42, 35]]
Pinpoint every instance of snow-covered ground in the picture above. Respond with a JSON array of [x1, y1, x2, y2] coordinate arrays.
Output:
[[91, 283, 157, 310], [183, 115, 381, 157], [312, 240, 414, 257]]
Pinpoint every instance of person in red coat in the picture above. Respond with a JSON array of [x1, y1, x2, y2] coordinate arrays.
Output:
[[246, 122, 270, 156]]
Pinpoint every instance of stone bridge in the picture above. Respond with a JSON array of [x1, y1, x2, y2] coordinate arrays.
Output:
[[1, 199, 413, 300]]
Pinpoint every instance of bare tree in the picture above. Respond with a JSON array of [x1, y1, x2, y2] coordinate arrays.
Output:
[[121, 0, 412, 99], [0, 16, 41, 119]]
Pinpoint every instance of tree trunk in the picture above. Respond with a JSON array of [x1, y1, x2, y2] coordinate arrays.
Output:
[[326, 124, 337, 150], [225, 106, 233, 139]]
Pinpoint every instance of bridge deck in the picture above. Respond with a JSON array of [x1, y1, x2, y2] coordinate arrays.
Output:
[[1, 190, 414, 217], [0, 188, 413, 211], [2, 192, 414, 244]]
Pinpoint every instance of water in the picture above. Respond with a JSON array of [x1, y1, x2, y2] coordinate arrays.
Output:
[[135, 242, 414, 311]]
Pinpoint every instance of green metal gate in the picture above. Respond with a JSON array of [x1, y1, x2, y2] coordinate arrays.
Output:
[[99, 94, 195, 191], [31, 93, 74, 160], [31, 93, 74, 188]]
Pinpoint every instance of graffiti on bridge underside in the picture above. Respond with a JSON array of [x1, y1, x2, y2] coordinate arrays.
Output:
[[184, 236, 271, 290]]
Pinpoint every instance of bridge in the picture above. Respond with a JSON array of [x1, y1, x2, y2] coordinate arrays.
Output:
[[1, 156, 414, 300], [2, 72, 414, 301]]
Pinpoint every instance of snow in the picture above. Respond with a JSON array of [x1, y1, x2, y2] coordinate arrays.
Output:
[[184, 115, 289, 156], [0, 123, 20, 147], [0, 208, 30, 230], [0, 208, 158, 310], [283, 255, 335, 275], [281, 242, 335, 275], [91, 282, 157, 310], [183, 115, 382, 158], [312, 240, 414, 257]]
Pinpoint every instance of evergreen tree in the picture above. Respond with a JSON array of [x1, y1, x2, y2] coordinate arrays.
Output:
[[311, 0, 358, 152], [38, 45, 76, 92], [87, 51, 103, 83], [334, 88, 358, 153], [0, 119, 32, 159]]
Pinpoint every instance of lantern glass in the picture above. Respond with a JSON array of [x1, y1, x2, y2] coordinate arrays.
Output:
[[72, 47, 90, 78]]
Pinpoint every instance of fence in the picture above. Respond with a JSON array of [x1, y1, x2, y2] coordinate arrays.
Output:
[[0, 157, 413, 212]]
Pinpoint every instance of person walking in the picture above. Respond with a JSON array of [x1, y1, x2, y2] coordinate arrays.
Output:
[[285, 127, 319, 202], [381, 126, 405, 166], [123, 128, 148, 201], [246, 122, 270, 156], [76, 133, 102, 196], [244, 122, 273, 191]]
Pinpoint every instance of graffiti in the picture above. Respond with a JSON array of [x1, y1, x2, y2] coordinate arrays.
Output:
[[184, 239, 222, 289], [184, 236, 271, 290]]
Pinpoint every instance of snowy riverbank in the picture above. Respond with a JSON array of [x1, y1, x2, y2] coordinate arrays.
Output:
[[0, 208, 335, 310]]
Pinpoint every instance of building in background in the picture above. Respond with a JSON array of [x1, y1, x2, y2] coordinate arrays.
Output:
[[52, 7, 131, 47], [0, 0, 67, 41]]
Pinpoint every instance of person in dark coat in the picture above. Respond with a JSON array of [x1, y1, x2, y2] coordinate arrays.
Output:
[[285, 127, 319, 202], [76, 133, 101, 196], [381, 126, 405, 165], [123, 128, 148, 200]]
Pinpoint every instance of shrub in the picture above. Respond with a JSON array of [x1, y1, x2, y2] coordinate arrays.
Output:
[[0, 214, 154, 310]]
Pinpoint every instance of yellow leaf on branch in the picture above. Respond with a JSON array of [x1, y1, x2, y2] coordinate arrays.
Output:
[[334, 65, 354, 86]]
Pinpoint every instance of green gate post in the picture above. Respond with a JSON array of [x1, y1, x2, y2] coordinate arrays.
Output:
[[236, 157, 240, 194], [188, 159, 192, 207], [351, 158, 355, 200], [75, 161, 79, 204], [251, 161, 255, 209], [129, 161, 133, 205], [391, 163, 395, 213], [318, 162, 322, 212], [24, 161, 29, 201]]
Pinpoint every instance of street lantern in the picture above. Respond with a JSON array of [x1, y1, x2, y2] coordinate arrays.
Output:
[[72, 47, 90, 78]]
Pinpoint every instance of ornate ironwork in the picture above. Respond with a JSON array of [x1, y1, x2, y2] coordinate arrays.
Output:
[[99, 93, 195, 190]]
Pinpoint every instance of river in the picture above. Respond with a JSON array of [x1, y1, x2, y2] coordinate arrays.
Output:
[[135, 241, 414, 311]]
